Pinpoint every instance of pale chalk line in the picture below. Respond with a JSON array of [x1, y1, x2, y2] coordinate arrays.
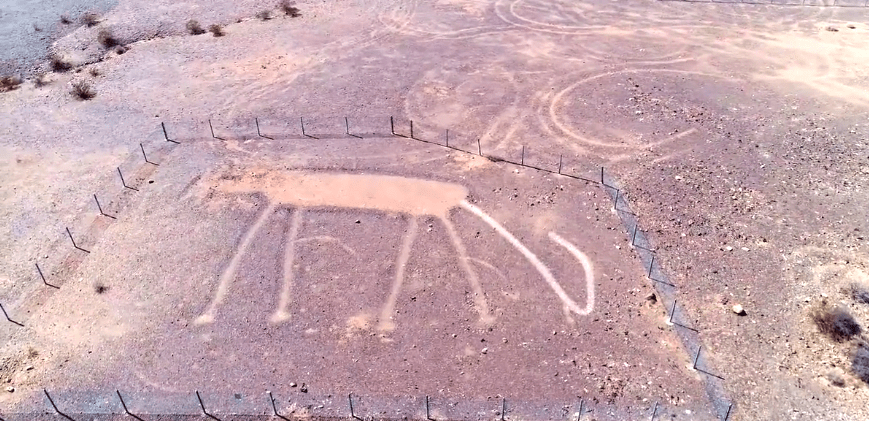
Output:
[[195, 202, 277, 325], [441, 214, 495, 326], [271, 208, 304, 324], [378, 217, 419, 332], [460, 200, 594, 316]]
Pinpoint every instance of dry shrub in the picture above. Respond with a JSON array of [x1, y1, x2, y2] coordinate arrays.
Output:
[[486, 155, 505, 163], [60, 15, 72, 24], [49, 53, 72, 72], [851, 282, 869, 305], [97, 29, 119, 48], [812, 306, 862, 343], [71, 80, 95, 100], [208, 24, 225, 37], [34, 73, 50, 87], [81, 12, 100, 27], [853, 345, 869, 384], [89, 67, 100, 77], [256, 10, 272, 21], [115, 46, 127, 55], [186, 20, 205, 35], [279, 0, 302, 17], [0, 75, 23, 92]]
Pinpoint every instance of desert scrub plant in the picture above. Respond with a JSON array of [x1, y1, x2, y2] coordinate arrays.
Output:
[[854, 345, 869, 384], [208, 24, 225, 37], [0, 75, 23, 92], [60, 14, 72, 24], [279, 1, 301, 17], [71, 80, 95, 100], [81, 12, 100, 27], [186, 20, 205, 35], [48, 53, 72, 72], [852, 282, 869, 305], [34, 73, 50, 87], [98, 29, 119, 48], [256, 10, 272, 20], [812, 306, 862, 343]]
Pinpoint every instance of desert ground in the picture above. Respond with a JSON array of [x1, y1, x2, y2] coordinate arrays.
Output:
[[2, 0, 869, 420]]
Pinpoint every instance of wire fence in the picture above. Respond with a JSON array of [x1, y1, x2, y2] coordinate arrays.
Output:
[[659, 0, 869, 6], [1, 116, 734, 420], [0, 389, 721, 421]]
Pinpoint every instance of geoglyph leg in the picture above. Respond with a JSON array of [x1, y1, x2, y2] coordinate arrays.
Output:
[[460, 200, 594, 316], [378, 216, 419, 333], [441, 215, 495, 326], [195, 202, 277, 325], [271, 207, 303, 324]]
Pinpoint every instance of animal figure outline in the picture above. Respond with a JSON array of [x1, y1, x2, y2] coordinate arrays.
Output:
[[194, 171, 595, 329]]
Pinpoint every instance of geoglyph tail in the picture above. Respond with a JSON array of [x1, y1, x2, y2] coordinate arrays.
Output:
[[459, 200, 594, 316]]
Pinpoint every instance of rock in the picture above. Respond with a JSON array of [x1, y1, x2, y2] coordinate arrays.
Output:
[[289, 382, 297, 387], [481, 347, 488, 354], [732, 304, 747, 316], [725, 246, 733, 251], [5, 387, 13, 393], [355, 219, 360, 224], [25, 366, 33, 371], [826, 26, 839, 32], [300, 383, 308, 393], [646, 293, 657, 304]]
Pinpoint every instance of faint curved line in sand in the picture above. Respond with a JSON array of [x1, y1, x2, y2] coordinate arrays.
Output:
[[413, 27, 515, 41], [132, 368, 179, 393], [404, 66, 522, 156], [378, 0, 513, 40], [497, 0, 607, 34], [495, 0, 712, 35], [548, 68, 731, 150], [377, 0, 418, 34], [579, 42, 692, 65], [470, 257, 509, 284], [475, 70, 522, 152], [295, 235, 356, 256]]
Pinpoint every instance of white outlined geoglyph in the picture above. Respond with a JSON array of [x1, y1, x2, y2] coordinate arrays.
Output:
[[194, 171, 595, 329]]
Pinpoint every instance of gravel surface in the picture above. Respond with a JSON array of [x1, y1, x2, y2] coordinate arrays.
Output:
[[2, 1, 869, 420], [0, 0, 117, 76]]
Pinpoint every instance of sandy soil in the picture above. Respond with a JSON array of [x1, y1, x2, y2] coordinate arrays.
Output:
[[2, 0, 869, 420]]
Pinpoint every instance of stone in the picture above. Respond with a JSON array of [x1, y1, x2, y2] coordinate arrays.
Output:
[[5, 387, 13, 393], [481, 347, 488, 354], [289, 382, 297, 387], [732, 304, 746, 316]]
